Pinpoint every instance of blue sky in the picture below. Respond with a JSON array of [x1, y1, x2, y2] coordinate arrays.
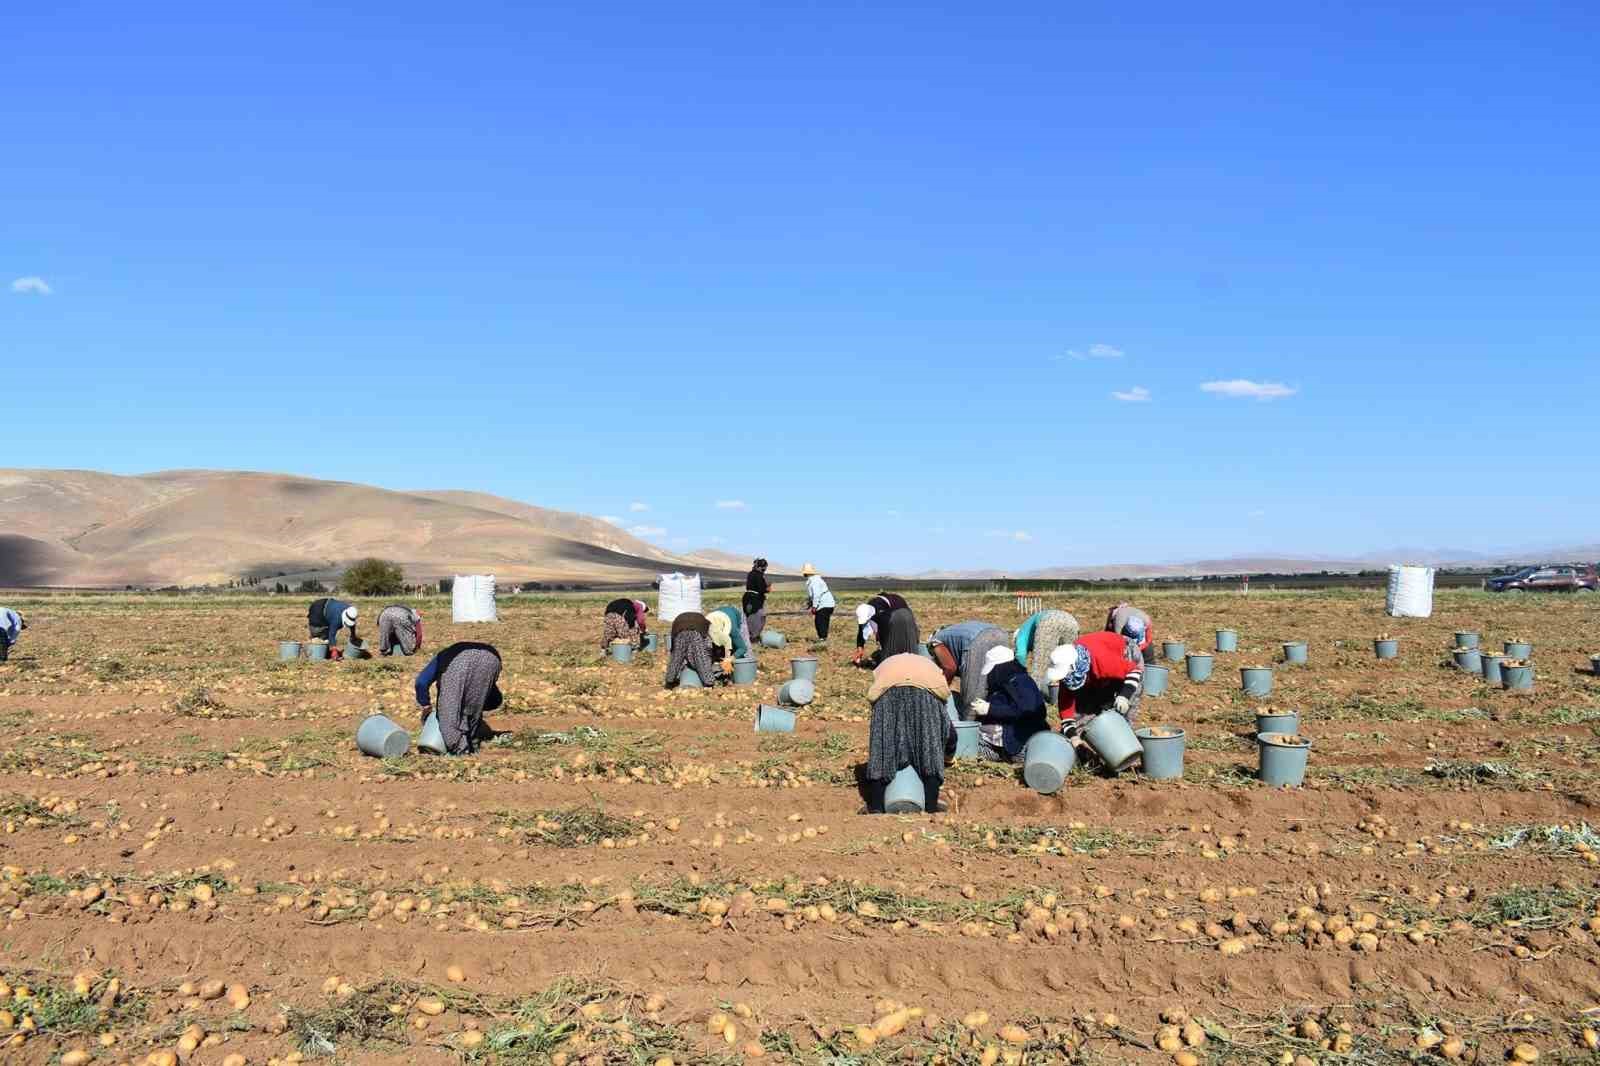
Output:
[[5, 2, 1598, 574]]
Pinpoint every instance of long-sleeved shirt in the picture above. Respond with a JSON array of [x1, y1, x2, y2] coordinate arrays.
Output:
[[415, 641, 502, 707], [320, 598, 356, 645], [671, 611, 710, 641], [928, 620, 992, 665], [0, 608, 23, 644], [1057, 630, 1144, 721], [710, 606, 749, 658], [742, 568, 770, 615], [803, 575, 835, 611], [974, 661, 1048, 758], [856, 592, 909, 648], [1105, 603, 1153, 655]]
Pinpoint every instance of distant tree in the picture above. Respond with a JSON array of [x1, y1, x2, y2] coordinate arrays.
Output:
[[296, 579, 326, 594], [341, 558, 405, 597]]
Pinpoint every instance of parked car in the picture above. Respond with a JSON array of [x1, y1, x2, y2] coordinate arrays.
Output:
[[1487, 564, 1598, 593]]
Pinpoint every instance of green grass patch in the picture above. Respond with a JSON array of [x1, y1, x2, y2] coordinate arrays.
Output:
[[493, 804, 641, 847]]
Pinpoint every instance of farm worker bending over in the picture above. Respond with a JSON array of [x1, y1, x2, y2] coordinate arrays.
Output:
[[801, 564, 836, 640], [0, 608, 26, 662], [664, 611, 728, 688], [927, 621, 1009, 716], [1014, 609, 1080, 689], [1047, 632, 1145, 736], [1105, 602, 1154, 662], [377, 604, 424, 657], [852, 593, 918, 666], [600, 598, 649, 651], [863, 652, 954, 814], [742, 558, 771, 643], [415, 641, 503, 755], [966, 646, 1049, 763], [307, 597, 359, 658], [708, 605, 751, 659]]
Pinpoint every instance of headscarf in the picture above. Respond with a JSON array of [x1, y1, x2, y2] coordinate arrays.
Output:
[[1121, 615, 1148, 644], [341, 606, 359, 628], [981, 645, 1015, 676], [855, 603, 874, 627], [632, 600, 650, 625], [1047, 643, 1092, 691], [706, 610, 733, 653]]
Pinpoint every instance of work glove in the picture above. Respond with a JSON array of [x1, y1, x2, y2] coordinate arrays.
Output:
[[1113, 695, 1131, 716], [969, 699, 990, 718]]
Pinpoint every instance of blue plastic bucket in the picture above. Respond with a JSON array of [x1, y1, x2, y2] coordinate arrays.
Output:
[[1162, 640, 1186, 663], [1143, 663, 1170, 697], [305, 642, 329, 661], [760, 631, 787, 649], [790, 656, 819, 682], [1281, 641, 1308, 665], [1501, 662, 1534, 691], [345, 638, 371, 660], [883, 765, 926, 813], [610, 640, 635, 664], [1215, 629, 1238, 653], [1255, 709, 1298, 735], [417, 712, 448, 755], [952, 722, 981, 758], [1453, 647, 1481, 674], [1374, 638, 1399, 660], [356, 714, 411, 758], [754, 705, 796, 733], [642, 632, 659, 652], [1185, 653, 1214, 682], [1504, 640, 1533, 660], [1022, 732, 1077, 794], [278, 641, 302, 661], [732, 657, 758, 685], [1082, 712, 1143, 772], [1136, 727, 1185, 781], [1241, 666, 1273, 697], [1454, 631, 1480, 649], [678, 668, 704, 688], [1258, 732, 1311, 786], [1481, 653, 1506, 684], [945, 694, 960, 724], [778, 678, 814, 706]]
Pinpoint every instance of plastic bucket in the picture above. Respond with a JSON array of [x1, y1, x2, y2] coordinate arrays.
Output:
[[1258, 732, 1311, 786], [1136, 727, 1185, 781], [1453, 648, 1482, 674], [754, 705, 796, 733], [346, 638, 371, 661], [1241, 666, 1273, 698], [1143, 663, 1170, 697], [1454, 631, 1480, 649], [1481, 654, 1507, 684], [1281, 641, 1309, 665], [760, 631, 787, 649], [883, 765, 926, 813], [778, 678, 815, 706], [1501, 662, 1534, 691], [1255, 709, 1299, 735], [278, 641, 302, 661], [678, 668, 704, 688], [356, 714, 411, 758], [1374, 638, 1399, 660], [1082, 712, 1143, 772], [305, 642, 329, 661], [1215, 629, 1238, 653], [790, 656, 819, 682], [945, 694, 960, 725], [1504, 640, 1533, 660], [642, 633, 659, 652], [1591, 654, 1600, 677], [417, 712, 448, 755], [1022, 732, 1077, 794], [610, 640, 635, 664], [1185, 653, 1214, 682], [952, 722, 981, 758], [731, 657, 758, 685], [1162, 640, 1186, 663]]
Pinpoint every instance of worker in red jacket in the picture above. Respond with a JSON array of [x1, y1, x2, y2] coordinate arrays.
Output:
[[1046, 631, 1145, 731]]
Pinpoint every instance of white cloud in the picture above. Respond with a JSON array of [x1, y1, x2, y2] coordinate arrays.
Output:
[[1248, 509, 1266, 519], [1013, 530, 1033, 542], [708, 536, 726, 545], [628, 501, 650, 512], [10, 276, 52, 296], [715, 500, 747, 510], [628, 525, 666, 537], [1200, 379, 1297, 400], [985, 530, 1033, 542], [886, 509, 901, 518], [1112, 386, 1151, 403], [599, 515, 623, 526], [1062, 342, 1124, 361]]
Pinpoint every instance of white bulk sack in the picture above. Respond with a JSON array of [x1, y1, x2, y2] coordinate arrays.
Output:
[[657, 572, 702, 623], [452, 574, 498, 623], [1386, 564, 1435, 618]]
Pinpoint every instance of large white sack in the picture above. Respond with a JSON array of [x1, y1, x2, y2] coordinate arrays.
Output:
[[452, 574, 499, 623], [657, 572, 702, 623], [1386, 564, 1435, 618]]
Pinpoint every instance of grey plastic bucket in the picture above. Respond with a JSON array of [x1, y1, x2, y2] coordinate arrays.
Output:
[[305, 642, 329, 661], [1281, 641, 1308, 665], [346, 638, 371, 660], [952, 722, 981, 759], [278, 640, 302, 661], [610, 640, 635, 664], [790, 656, 819, 682], [1454, 631, 1480, 649], [642, 632, 659, 652], [678, 667, 704, 688], [1258, 732, 1311, 786], [1162, 640, 1186, 663], [1501, 663, 1534, 691], [883, 765, 926, 813], [778, 678, 814, 706], [1185, 653, 1214, 682], [1136, 727, 1185, 781], [754, 705, 795, 733], [1255, 709, 1298, 735], [1143, 663, 1170, 697], [1481, 653, 1507, 684], [1504, 640, 1533, 660], [1374, 638, 1399, 660], [731, 657, 758, 685], [1453, 647, 1482, 674], [1082, 712, 1143, 772], [1215, 629, 1238, 653], [945, 694, 960, 724], [1022, 732, 1077, 794], [1241, 666, 1273, 697], [760, 631, 787, 649], [356, 714, 411, 758], [417, 712, 448, 755]]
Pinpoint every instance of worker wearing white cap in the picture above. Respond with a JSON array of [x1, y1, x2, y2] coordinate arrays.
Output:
[[1046, 631, 1144, 736], [801, 564, 836, 641], [966, 644, 1048, 762], [852, 592, 917, 666], [307, 596, 361, 659]]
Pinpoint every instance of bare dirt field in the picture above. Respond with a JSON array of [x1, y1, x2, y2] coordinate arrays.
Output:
[[3, 588, 1600, 1065]]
